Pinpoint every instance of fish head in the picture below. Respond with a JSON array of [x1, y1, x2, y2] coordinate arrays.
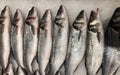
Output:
[[55, 5, 67, 27], [13, 9, 24, 27], [26, 7, 39, 28], [73, 10, 87, 30], [111, 7, 120, 32], [40, 9, 52, 30], [0, 6, 10, 24], [88, 10, 100, 33]]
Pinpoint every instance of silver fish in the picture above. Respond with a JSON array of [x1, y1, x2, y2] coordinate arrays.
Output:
[[85, 9, 104, 75], [34, 70, 40, 75], [17, 66, 26, 75], [65, 10, 87, 75], [103, 7, 120, 75], [49, 5, 69, 75], [0, 6, 11, 70], [38, 10, 53, 75], [11, 9, 24, 68], [3, 63, 14, 75], [24, 7, 39, 74]]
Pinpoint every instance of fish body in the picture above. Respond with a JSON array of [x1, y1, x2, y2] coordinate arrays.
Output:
[[24, 7, 39, 74], [85, 9, 104, 75], [0, 6, 11, 70], [38, 10, 52, 75], [3, 63, 14, 75], [103, 7, 120, 75], [11, 9, 24, 68], [65, 10, 87, 75], [49, 5, 69, 75]]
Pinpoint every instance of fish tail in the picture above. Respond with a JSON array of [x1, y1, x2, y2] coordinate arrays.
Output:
[[26, 63, 33, 74]]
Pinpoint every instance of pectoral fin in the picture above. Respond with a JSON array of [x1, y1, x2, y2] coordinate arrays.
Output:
[[0, 24, 4, 33], [31, 25, 35, 35], [97, 31, 101, 43], [78, 30, 82, 41]]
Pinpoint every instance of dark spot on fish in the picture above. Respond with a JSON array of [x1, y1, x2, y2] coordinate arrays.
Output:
[[0, 16, 5, 23]]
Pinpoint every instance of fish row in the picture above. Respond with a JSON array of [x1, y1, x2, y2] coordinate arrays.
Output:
[[0, 5, 119, 75]]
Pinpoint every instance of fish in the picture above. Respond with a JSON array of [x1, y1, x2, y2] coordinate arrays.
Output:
[[34, 70, 40, 75], [0, 6, 11, 70], [85, 9, 104, 75], [11, 9, 24, 68], [16, 66, 26, 75], [24, 7, 39, 74], [65, 10, 87, 75], [103, 7, 120, 75], [3, 63, 14, 75], [49, 5, 69, 75], [38, 9, 53, 75]]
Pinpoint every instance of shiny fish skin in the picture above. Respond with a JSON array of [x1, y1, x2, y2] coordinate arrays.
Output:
[[11, 9, 24, 68], [85, 9, 104, 75], [3, 63, 14, 75], [103, 7, 120, 75], [24, 7, 39, 74], [38, 10, 52, 75], [49, 5, 69, 75], [17, 66, 26, 75], [0, 6, 11, 70], [65, 10, 87, 75]]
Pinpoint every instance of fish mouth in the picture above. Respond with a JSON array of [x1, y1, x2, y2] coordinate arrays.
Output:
[[73, 10, 85, 30], [55, 5, 66, 27], [40, 9, 51, 30], [88, 10, 99, 33], [110, 7, 120, 32]]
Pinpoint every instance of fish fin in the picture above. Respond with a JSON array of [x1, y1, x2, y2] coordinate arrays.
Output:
[[97, 31, 101, 43], [78, 30, 82, 41], [31, 25, 35, 35], [0, 24, 4, 33], [45, 29, 48, 38]]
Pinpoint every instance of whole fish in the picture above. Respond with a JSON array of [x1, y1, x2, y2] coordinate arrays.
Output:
[[65, 10, 87, 75], [11, 9, 24, 68], [34, 70, 40, 75], [0, 6, 11, 70], [103, 7, 120, 75], [24, 7, 39, 74], [3, 63, 14, 75], [38, 10, 52, 75], [85, 9, 104, 75], [17, 66, 26, 75], [49, 5, 69, 75]]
